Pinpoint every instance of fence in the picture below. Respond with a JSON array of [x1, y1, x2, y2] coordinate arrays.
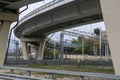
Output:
[[0, 66, 119, 80]]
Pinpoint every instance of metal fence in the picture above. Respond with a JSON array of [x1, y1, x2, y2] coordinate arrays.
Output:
[[7, 39, 23, 60], [0, 66, 120, 80], [5, 60, 113, 67]]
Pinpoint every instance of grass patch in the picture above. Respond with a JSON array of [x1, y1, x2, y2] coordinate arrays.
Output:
[[11, 64, 114, 79], [26, 64, 114, 74]]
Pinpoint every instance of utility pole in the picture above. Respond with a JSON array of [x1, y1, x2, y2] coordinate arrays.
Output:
[[99, 27, 102, 61], [82, 37, 84, 60], [16, 41, 19, 60], [90, 24, 93, 56], [60, 31, 64, 60], [54, 42, 56, 60], [105, 43, 109, 61]]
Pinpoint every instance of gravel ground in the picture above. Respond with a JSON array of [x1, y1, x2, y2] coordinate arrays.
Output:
[[56, 77, 113, 80]]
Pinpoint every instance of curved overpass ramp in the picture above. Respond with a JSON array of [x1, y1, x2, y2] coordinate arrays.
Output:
[[15, 0, 103, 38]]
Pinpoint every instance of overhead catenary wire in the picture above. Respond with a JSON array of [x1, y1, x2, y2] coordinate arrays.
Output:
[[45, 33, 55, 49]]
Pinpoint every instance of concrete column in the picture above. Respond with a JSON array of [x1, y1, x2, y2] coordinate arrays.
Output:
[[21, 41, 28, 60], [100, 0, 120, 75], [37, 39, 46, 60], [0, 21, 11, 65], [20, 38, 46, 60]]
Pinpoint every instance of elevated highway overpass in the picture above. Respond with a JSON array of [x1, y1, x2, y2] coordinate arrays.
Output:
[[15, 0, 102, 38], [0, 0, 120, 75], [14, 0, 103, 63]]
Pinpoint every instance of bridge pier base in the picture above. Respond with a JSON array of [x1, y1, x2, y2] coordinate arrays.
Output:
[[21, 41, 29, 60], [0, 21, 11, 65], [37, 38, 46, 60], [0, 11, 17, 65], [100, 0, 120, 75], [20, 38, 46, 60]]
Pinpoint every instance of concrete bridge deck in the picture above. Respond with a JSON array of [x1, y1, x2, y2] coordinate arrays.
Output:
[[15, 0, 102, 38]]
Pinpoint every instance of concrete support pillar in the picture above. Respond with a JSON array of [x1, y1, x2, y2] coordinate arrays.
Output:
[[21, 41, 28, 60], [20, 38, 46, 60], [100, 0, 120, 75], [0, 21, 11, 65], [37, 39, 46, 60]]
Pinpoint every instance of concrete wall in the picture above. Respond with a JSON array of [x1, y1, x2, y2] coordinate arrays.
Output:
[[100, 0, 120, 75]]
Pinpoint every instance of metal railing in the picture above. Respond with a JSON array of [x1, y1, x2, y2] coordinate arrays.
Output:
[[19, 0, 65, 23], [0, 73, 48, 80], [0, 66, 120, 80]]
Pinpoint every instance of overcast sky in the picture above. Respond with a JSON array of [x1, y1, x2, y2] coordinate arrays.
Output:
[[10, 0, 106, 41]]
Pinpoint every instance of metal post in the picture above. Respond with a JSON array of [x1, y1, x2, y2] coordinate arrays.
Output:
[[99, 27, 102, 61], [82, 38, 84, 60], [16, 41, 20, 59], [80, 76, 84, 80], [90, 43, 92, 56], [50, 73, 54, 80], [54, 42, 56, 60], [60, 32, 64, 60], [106, 43, 109, 61], [105, 43, 107, 61]]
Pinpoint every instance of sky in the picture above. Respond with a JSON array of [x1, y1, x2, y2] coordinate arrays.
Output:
[[49, 21, 105, 42], [10, 0, 106, 41]]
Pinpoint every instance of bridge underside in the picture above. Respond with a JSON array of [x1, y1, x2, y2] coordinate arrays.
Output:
[[15, 0, 102, 38], [29, 14, 102, 38]]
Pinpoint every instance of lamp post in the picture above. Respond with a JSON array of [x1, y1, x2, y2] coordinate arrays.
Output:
[[99, 27, 102, 61]]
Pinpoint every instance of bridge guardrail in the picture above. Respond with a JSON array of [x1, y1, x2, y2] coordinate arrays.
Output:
[[0, 66, 120, 80], [19, 0, 65, 23], [0, 72, 49, 80]]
